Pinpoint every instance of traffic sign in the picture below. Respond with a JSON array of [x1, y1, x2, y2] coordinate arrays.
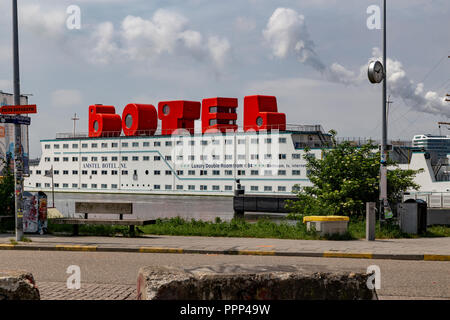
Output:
[[0, 115, 31, 125], [0, 104, 37, 114]]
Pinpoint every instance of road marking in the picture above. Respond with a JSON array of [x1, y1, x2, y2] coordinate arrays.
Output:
[[139, 247, 184, 254], [424, 254, 450, 261], [55, 245, 97, 252], [238, 250, 276, 256], [323, 252, 373, 259]]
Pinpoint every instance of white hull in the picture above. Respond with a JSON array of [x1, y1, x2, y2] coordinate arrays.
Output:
[[25, 130, 327, 196]]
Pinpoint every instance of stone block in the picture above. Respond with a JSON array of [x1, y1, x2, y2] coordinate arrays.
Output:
[[137, 265, 377, 300], [0, 270, 40, 300], [306, 221, 349, 236]]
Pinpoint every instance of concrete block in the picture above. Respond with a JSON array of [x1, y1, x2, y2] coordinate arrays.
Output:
[[306, 221, 349, 236], [0, 270, 40, 300], [136, 265, 377, 300]]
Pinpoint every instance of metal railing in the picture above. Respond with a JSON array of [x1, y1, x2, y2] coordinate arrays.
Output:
[[55, 124, 329, 139], [335, 137, 412, 147], [403, 192, 450, 208]]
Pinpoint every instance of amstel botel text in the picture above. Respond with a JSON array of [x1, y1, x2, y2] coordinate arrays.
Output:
[[25, 95, 332, 195]]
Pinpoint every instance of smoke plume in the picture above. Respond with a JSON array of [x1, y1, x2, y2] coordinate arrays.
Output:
[[263, 8, 448, 116]]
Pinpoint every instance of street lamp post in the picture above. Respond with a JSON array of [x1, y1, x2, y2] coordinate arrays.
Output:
[[12, 0, 24, 241], [380, 0, 392, 222], [368, 0, 391, 223]]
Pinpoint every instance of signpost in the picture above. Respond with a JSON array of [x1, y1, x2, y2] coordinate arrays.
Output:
[[0, 104, 37, 114], [0, 115, 31, 125]]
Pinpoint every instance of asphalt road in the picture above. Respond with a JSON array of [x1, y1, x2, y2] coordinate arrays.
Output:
[[1, 250, 449, 300]]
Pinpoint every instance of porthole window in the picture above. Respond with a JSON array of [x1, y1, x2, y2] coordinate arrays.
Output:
[[163, 104, 170, 115], [256, 117, 263, 127], [125, 114, 133, 128]]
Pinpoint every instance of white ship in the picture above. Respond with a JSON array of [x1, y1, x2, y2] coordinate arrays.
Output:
[[24, 95, 450, 199], [24, 96, 333, 196]]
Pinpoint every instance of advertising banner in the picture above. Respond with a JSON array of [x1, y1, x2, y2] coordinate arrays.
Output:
[[22, 191, 48, 234], [38, 191, 48, 234], [23, 191, 38, 233]]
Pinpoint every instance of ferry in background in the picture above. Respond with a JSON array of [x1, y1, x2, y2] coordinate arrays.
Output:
[[24, 95, 333, 196]]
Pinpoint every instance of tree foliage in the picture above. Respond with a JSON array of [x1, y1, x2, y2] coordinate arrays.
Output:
[[0, 159, 15, 216], [287, 135, 421, 218]]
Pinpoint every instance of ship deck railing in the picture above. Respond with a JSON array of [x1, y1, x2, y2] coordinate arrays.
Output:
[[404, 192, 450, 208], [55, 124, 330, 140]]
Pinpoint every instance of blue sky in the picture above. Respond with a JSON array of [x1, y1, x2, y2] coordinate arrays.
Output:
[[0, 0, 449, 157]]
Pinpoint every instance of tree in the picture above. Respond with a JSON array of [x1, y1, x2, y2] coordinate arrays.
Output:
[[0, 158, 15, 216], [287, 133, 421, 218]]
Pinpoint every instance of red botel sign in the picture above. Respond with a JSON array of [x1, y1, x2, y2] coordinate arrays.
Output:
[[158, 100, 201, 136], [244, 95, 286, 132], [0, 104, 37, 114], [201, 97, 238, 134], [88, 96, 286, 137], [89, 105, 122, 138], [122, 103, 158, 136]]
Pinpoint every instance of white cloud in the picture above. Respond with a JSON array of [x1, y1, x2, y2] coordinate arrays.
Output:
[[19, 4, 66, 38], [86, 9, 232, 69], [263, 8, 448, 116], [263, 8, 324, 70], [234, 17, 256, 32], [207, 36, 231, 69], [369, 48, 448, 117], [51, 89, 83, 108], [244, 76, 380, 134], [263, 7, 355, 83], [90, 22, 119, 65], [121, 10, 189, 57]]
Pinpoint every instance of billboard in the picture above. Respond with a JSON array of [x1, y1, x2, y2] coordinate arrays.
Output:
[[0, 91, 29, 176]]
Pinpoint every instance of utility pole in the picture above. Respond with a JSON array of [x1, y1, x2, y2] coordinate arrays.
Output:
[[379, 0, 392, 222], [12, 0, 23, 241], [447, 56, 449, 102], [386, 95, 393, 136]]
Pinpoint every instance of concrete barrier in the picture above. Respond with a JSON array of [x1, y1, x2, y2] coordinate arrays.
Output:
[[137, 265, 377, 300], [303, 216, 350, 236], [0, 270, 40, 300]]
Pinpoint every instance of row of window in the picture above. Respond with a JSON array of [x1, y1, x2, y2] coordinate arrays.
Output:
[[32, 169, 303, 176], [43, 153, 309, 163], [44, 137, 289, 150], [33, 183, 297, 192]]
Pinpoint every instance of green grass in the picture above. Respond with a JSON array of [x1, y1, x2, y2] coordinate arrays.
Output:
[[140, 217, 330, 240], [348, 217, 450, 239], [44, 216, 450, 240], [20, 236, 32, 243], [47, 221, 132, 237]]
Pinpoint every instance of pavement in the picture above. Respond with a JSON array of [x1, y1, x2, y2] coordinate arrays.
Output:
[[1, 233, 449, 261]]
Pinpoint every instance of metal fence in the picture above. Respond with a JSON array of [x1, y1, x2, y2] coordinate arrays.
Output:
[[403, 192, 450, 208]]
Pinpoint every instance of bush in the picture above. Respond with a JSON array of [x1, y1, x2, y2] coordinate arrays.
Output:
[[287, 133, 421, 219]]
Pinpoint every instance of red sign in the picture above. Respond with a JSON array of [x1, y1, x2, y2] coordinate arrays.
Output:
[[0, 104, 37, 114]]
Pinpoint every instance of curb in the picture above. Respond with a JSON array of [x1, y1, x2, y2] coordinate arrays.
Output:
[[1, 243, 449, 261]]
